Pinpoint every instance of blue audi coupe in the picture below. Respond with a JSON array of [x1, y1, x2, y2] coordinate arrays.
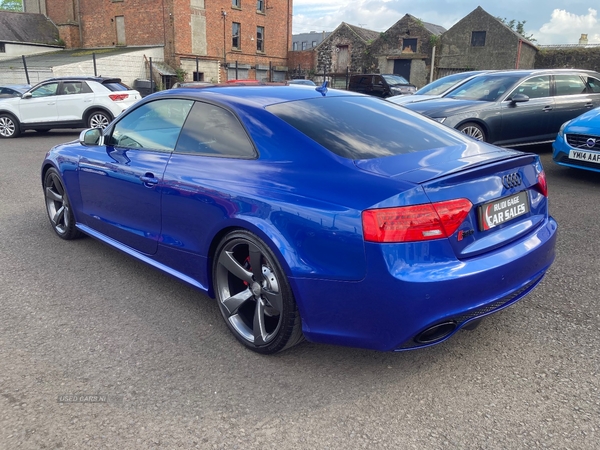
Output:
[[41, 84, 557, 354]]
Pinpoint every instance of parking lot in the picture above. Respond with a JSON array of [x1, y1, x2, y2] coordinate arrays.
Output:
[[1, 130, 599, 448]]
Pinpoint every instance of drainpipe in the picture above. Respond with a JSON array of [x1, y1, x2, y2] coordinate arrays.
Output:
[[516, 39, 523, 69], [429, 45, 436, 82]]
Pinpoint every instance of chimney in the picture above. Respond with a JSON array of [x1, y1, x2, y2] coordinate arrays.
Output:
[[579, 34, 588, 45]]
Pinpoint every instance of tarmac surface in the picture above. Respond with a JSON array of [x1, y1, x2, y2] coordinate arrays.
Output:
[[1, 130, 598, 449]]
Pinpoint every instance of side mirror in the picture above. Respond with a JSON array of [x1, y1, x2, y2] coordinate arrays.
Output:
[[79, 128, 103, 146], [510, 93, 530, 103], [22, 92, 32, 99]]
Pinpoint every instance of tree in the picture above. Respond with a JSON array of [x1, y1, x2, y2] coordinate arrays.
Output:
[[497, 17, 537, 42], [0, 0, 23, 11]]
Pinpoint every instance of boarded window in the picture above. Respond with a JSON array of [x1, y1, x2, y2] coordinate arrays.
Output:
[[402, 38, 417, 53], [335, 45, 349, 72], [115, 16, 126, 46], [471, 31, 486, 47]]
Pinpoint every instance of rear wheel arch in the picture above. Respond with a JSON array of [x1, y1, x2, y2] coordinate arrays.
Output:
[[206, 223, 295, 298], [85, 108, 113, 129]]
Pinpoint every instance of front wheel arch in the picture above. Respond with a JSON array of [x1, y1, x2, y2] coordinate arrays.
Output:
[[456, 121, 488, 142], [0, 112, 21, 138]]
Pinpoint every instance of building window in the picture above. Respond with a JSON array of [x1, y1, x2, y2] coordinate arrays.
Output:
[[402, 38, 417, 53], [257, 26, 264, 52], [232, 22, 241, 49], [471, 31, 486, 47], [232, 0, 241, 8], [312, 41, 317, 47], [293, 42, 298, 51], [193, 72, 204, 81], [257, 0, 264, 12], [0, 42, 5, 53], [301, 41, 307, 50]]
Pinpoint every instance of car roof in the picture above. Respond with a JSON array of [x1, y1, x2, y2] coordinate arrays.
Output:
[[149, 85, 366, 108], [40, 76, 123, 83], [475, 69, 600, 77]]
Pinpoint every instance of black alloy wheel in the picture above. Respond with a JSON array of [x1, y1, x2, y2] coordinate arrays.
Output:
[[213, 230, 303, 354], [43, 168, 82, 240]]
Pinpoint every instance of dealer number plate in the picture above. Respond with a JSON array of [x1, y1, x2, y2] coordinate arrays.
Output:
[[478, 191, 530, 231]]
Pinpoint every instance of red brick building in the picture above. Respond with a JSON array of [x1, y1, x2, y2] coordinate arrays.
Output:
[[40, 0, 292, 83]]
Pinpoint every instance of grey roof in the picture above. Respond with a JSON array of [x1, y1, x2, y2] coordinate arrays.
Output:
[[0, 11, 59, 46], [292, 31, 332, 44], [344, 23, 380, 43], [421, 21, 446, 36]]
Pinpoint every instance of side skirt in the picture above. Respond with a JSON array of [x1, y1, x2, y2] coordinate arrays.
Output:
[[76, 223, 208, 292]]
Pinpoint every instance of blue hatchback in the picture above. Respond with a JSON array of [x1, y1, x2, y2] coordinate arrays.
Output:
[[553, 106, 600, 173], [41, 85, 557, 354]]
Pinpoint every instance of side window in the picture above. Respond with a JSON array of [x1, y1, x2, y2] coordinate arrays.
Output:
[[555, 75, 587, 96], [175, 102, 256, 158], [62, 81, 84, 95], [108, 99, 194, 151], [510, 76, 550, 99], [585, 76, 600, 93], [30, 82, 59, 98]]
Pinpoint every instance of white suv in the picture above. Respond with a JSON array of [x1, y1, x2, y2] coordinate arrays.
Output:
[[0, 77, 141, 138]]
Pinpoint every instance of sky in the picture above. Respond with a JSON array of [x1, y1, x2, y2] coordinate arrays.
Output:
[[292, 0, 600, 45]]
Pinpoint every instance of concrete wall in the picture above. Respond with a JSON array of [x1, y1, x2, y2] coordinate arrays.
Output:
[[0, 44, 61, 62]]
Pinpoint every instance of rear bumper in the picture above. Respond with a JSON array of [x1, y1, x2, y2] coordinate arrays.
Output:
[[290, 216, 557, 351]]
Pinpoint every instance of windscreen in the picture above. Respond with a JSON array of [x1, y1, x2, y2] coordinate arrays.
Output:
[[382, 74, 410, 86], [267, 96, 462, 160], [446, 73, 522, 102], [417, 72, 477, 96]]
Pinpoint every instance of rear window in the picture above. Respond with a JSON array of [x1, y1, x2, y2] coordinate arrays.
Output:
[[266, 96, 461, 160], [103, 82, 131, 91]]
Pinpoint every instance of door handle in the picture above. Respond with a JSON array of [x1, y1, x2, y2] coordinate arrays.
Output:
[[140, 174, 158, 187], [585, 102, 593, 108], [542, 105, 553, 112]]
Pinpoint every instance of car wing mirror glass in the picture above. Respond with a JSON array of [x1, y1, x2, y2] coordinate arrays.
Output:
[[80, 128, 103, 146]]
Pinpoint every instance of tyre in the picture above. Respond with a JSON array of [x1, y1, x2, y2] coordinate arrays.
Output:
[[213, 230, 304, 354], [87, 110, 112, 129], [43, 168, 82, 240], [0, 114, 20, 138], [457, 122, 486, 142]]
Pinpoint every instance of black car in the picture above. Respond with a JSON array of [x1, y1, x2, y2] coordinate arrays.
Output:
[[348, 74, 416, 98], [404, 69, 600, 147]]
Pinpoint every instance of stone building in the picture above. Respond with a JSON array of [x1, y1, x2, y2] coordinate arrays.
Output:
[[315, 22, 380, 86], [369, 14, 445, 88], [437, 6, 537, 76], [25, 0, 292, 84]]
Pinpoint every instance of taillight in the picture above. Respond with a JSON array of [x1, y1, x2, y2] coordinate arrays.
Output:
[[362, 198, 472, 243], [536, 170, 548, 197], [109, 93, 129, 101]]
